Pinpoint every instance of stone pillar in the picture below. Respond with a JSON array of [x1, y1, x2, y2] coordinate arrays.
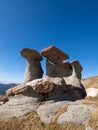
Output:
[[41, 46, 71, 77], [20, 48, 43, 84], [71, 60, 82, 79]]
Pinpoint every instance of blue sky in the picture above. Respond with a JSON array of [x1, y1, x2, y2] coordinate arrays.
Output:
[[0, 0, 98, 83]]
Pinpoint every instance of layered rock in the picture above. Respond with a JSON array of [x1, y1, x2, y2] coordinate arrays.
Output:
[[20, 48, 43, 83], [6, 84, 32, 96], [26, 78, 54, 94]]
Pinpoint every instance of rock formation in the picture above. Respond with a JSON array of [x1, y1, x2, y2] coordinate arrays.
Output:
[[1, 45, 94, 128], [20, 48, 43, 83], [41, 46, 85, 93], [5, 46, 86, 101], [41, 46, 71, 77], [41, 46, 82, 83]]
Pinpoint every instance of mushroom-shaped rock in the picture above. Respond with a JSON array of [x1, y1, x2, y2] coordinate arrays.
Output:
[[26, 78, 54, 94], [41, 46, 71, 77], [41, 46, 69, 64], [20, 48, 43, 83], [71, 60, 82, 79]]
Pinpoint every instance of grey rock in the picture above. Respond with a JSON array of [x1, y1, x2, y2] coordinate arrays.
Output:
[[57, 104, 96, 125], [20, 48, 43, 83], [37, 101, 68, 124], [0, 94, 39, 119], [64, 65, 82, 88], [71, 60, 82, 79]]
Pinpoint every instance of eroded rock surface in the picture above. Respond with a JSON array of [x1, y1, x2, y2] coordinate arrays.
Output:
[[20, 48, 43, 83], [57, 104, 95, 125], [0, 95, 39, 119]]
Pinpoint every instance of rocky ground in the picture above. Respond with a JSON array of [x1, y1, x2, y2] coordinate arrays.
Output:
[[0, 76, 98, 130]]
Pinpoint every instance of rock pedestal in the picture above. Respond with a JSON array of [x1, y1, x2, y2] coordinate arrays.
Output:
[[20, 48, 43, 83]]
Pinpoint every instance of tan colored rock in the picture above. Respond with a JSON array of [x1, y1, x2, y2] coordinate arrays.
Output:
[[20, 48, 43, 83], [6, 85, 32, 96], [41, 46, 69, 64], [27, 78, 54, 94]]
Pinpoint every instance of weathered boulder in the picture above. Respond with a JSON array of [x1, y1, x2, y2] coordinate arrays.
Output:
[[20, 48, 43, 83], [6, 85, 32, 96], [57, 104, 95, 125], [37, 101, 68, 124], [0, 94, 40, 119], [37, 101, 97, 125], [26, 78, 54, 94], [6, 84, 43, 98]]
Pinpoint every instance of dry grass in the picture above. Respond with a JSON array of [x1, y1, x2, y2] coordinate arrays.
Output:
[[0, 97, 97, 130], [89, 110, 98, 130], [82, 76, 98, 89], [51, 105, 68, 124], [0, 110, 85, 130], [82, 96, 98, 107], [82, 96, 98, 130], [0, 76, 98, 130]]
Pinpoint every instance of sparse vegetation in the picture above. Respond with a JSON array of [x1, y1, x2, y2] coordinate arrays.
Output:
[[82, 96, 98, 106], [89, 110, 98, 130], [0, 111, 85, 130], [0, 76, 98, 130]]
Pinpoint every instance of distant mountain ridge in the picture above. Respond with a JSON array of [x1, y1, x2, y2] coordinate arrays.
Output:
[[0, 83, 18, 95]]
